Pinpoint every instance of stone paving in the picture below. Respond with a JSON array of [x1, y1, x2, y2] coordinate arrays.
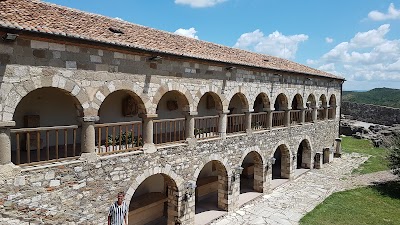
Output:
[[211, 153, 397, 225]]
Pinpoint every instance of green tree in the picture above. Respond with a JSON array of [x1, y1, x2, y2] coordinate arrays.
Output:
[[383, 137, 400, 177]]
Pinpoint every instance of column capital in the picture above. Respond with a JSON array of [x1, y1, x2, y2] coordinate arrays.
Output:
[[0, 121, 15, 128], [242, 109, 254, 113], [218, 110, 230, 115], [183, 111, 198, 116], [81, 116, 99, 122], [139, 113, 158, 119]]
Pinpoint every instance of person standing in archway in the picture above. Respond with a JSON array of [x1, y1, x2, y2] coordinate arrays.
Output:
[[108, 192, 128, 225]]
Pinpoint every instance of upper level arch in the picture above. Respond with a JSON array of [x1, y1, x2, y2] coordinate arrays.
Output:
[[253, 92, 271, 113], [196, 92, 224, 116], [152, 84, 194, 114], [274, 93, 289, 111], [291, 93, 304, 110], [228, 92, 249, 114]]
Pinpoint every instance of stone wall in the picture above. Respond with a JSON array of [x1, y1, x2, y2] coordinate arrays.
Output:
[[0, 121, 338, 224], [341, 101, 400, 126]]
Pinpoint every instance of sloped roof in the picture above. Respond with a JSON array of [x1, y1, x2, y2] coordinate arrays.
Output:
[[0, 0, 343, 79]]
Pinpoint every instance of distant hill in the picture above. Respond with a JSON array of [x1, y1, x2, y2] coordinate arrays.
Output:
[[343, 88, 400, 109]]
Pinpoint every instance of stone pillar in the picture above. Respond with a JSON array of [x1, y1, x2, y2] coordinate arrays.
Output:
[[334, 138, 342, 157], [185, 111, 197, 147], [0, 121, 20, 178], [244, 110, 253, 134], [218, 110, 229, 139], [312, 107, 318, 122], [265, 108, 273, 130], [141, 114, 158, 153], [314, 152, 323, 169], [323, 106, 329, 120], [323, 148, 330, 164], [300, 108, 306, 124], [284, 109, 291, 127], [80, 116, 100, 162]]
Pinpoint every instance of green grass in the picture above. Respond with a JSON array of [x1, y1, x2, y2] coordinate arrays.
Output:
[[341, 136, 388, 174], [300, 181, 400, 225]]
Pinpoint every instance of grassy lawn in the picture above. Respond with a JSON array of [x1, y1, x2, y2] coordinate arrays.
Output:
[[299, 181, 400, 225], [341, 136, 388, 174]]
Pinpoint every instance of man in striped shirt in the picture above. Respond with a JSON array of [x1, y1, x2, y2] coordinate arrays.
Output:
[[108, 192, 128, 225]]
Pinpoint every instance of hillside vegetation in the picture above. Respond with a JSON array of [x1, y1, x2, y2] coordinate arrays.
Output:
[[343, 88, 400, 108]]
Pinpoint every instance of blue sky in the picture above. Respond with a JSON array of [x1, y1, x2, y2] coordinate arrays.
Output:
[[45, 0, 400, 91]]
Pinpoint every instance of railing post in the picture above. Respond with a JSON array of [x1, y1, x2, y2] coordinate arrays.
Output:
[[300, 108, 306, 124], [185, 111, 197, 146], [284, 108, 290, 127], [243, 110, 253, 134], [0, 121, 20, 178], [218, 110, 229, 139], [80, 116, 100, 162], [312, 106, 318, 122], [140, 114, 158, 153]]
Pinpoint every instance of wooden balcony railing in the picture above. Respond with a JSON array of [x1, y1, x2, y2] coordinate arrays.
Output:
[[328, 108, 335, 119], [227, 114, 246, 134], [11, 125, 79, 165], [94, 121, 142, 155], [194, 116, 219, 139], [251, 112, 268, 130], [305, 109, 313, 123], [317, 108, 326, 120], [153, 118, 186, 144], [290, 110, 301, 125], [272, 111, 285, 127]]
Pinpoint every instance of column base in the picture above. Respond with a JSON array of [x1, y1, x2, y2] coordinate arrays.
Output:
[[0, 163, 21, 178], [185, 138, 197, 148], [79, 153, 100, 163], [246, 129, 253, 135], [334, 153, 342, 158], [143, 143, 157, 154], [219, 132, 226, 140]]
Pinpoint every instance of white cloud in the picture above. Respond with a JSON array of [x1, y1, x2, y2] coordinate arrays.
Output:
[[368, 3, 400, 21], [309, 24, 400, 90], [114, 17, 124, 21], [233, 29, 308, 59], [325, 37, 333, 43], [174, 27, 199, 39], [174, 0, 227, 8]]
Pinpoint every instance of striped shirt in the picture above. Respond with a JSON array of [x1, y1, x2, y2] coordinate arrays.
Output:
[[108, 201, 128, 225]]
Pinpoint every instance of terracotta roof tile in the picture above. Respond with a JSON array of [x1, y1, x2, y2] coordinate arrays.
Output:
[[0, 0, 343, 79]]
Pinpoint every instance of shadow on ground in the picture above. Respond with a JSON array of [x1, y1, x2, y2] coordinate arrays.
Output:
[[371, 180, 400, 199]]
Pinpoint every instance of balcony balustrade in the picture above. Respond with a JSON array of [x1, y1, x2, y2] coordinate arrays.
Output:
[[194, 116, 219, 139], [290, 110, 301, 125], [153, 118, 186, 144], [272, 111, 285, 127], [227, 114, 246, 134]]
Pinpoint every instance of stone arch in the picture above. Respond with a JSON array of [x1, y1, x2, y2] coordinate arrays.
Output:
[[227, 92, 249, 114], [240, 150, 264, 193], [306, 93, 317, 109], [97, 89, 147, 123], [152, 84, 194, 113], [270, 141, 292, 180], [274, 93, 289, 111], [271, 88, 290, 109], [125, 170, 182, 225], [253, 92, 271, 113], [193, 85, 226, 112], [2, 77, 90, 121], [296, 139, 312, 169], [195, 159, 229, 213], [291, 93, 304, 110], [94, 82, 150, 116], [125, 166, 184, 203], [318, 94, 327, 107], [329, 94, 337, 107], [196, 92, 224, 116], [194, 154, 232, 179], [224, 87, 251, 112]]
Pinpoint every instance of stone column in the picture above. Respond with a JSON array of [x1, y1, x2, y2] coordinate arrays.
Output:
[[323, 148, 330, 163], [323, 106, 329, 120], [334, 138, 342, 157], [80, 116, 99, 162], [314, 152, 323, 169], [243, 110, 253, 134], [185, 111, 197, 147], [312, 106, 318, 122], [0, 121, 21, 178], [300, 108, 306, 124], [284, 108, 291, 127], [218, 110, 229, 139], [141, 114, 158, 153], [265, 108, 273, 130]]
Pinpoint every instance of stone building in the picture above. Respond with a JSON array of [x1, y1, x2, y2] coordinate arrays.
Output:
[[0, 0, 343, 224]]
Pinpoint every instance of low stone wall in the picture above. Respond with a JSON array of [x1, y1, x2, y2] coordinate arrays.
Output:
[[341, 101, 400, 126], [0, 121, 338, 225]]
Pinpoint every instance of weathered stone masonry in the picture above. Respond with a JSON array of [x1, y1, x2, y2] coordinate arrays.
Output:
[[342, 101, 400, 126], [0, 6, 342, 224]]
